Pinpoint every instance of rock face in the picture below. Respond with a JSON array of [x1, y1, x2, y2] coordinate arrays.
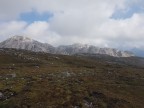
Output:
[[56, 43, 134, 57], [0, 36, 55, 53], [0, 36, 134, 57]]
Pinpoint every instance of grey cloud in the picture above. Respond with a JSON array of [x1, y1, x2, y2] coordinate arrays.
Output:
[[0, 0, 144, 50]]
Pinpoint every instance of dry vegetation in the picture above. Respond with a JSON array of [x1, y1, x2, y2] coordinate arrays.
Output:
[[0, 49, 144, 108]]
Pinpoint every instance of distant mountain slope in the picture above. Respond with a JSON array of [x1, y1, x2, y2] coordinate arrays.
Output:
[[56, 43, 134, 57], [0, 36, 135, 57], [131, 48, 144, 57], [75, 53, 144, 68], [0, 36, 55, 53]]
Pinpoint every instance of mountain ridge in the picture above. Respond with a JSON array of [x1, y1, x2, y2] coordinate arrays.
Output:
[[0, 35, 135, 57]]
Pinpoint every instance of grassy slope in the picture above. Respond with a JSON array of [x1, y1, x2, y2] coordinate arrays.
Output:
[[0, 49, 144, 108]]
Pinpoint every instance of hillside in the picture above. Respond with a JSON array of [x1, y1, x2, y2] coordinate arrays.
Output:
[[0, 48, 144, 108], [0, 36, 134, 57], [75, 53, 144, 68]]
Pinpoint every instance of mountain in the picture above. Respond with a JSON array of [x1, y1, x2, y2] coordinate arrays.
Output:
[[75, 53, 144, 68], [0, 36, 55, 53], [0, 36, 134, 57], [56, 43, 134, 57], [130, 48, 144, 57]]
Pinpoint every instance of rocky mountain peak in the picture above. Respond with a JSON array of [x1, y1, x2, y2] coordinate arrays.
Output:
[[0, 36, 135, 57], [10, 35, 33, 42], [71, 43, 90, 48], [0, 36, 55, 53]]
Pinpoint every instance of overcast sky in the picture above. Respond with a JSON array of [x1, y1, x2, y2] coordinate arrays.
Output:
[[0, 0, 144, 49]]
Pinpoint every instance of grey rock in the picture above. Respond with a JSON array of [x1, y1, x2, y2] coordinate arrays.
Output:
[[0, 36, 134, 57], [0, 35, 55, 53]]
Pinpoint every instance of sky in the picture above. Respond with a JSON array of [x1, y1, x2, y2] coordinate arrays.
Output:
[[0, 0, 144, 50]]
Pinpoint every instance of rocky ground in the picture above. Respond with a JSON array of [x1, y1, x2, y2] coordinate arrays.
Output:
[[0, 49, 144, 108]]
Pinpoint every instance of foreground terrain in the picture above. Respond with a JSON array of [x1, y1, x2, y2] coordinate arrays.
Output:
[[0, 48, 144, 108]]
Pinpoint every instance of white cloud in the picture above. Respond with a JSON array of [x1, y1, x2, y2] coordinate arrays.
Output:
[[24, 21, 61, 44], [0, 0, 31, 20], [0, 0, 144, 49], [0, 21, 27, 39]]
